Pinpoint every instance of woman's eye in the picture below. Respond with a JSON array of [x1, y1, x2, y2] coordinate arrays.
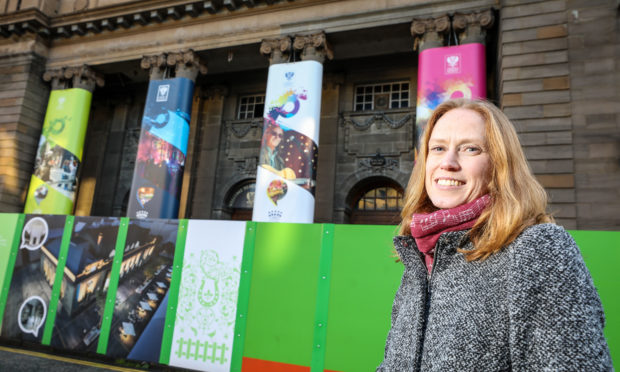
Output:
[[462, 146, 481, 153], [430, 146, 444, 152]]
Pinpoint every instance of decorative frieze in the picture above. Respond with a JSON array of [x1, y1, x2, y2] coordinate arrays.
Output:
[[260, 37, 292, 65], [410, 15, 450, 51], [42, 65, 104, 92], [453, 10, 495, 45], [293, 32, 334, 63], [227, 118, 263, 138], [341, 111, 413, 131], [358, 151, 399, 173]]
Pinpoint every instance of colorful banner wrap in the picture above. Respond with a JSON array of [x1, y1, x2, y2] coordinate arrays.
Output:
[[127, 77, 194, 220], [415, 43, 486, 141], [24, 89, 93, 214], [252, 60, 323, 223]]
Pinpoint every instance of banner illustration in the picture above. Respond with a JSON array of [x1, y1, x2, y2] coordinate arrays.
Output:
[[127, 78, 194, 220], [168, 220, 246, 371], [24, 89, 93, 214], [0, 215, 67, 342], [49, 217, 121, 352], [416, 43, 486, 140], [252, 61, 323, 223], [105, 219, 178, 362]]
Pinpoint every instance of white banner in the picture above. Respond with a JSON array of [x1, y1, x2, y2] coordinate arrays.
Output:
[[168, 220, 246, 372], [252, 60, 323, 223]]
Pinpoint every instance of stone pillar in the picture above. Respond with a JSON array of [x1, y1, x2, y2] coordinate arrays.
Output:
[[410, 15, 450, 52], [184, 85, 229, 219], [23, 65, 104, 214], [452, 9, 495, 45], [126, 50, 206, 219], [0, 50, 48, 212], [252, 32, 332, 223], [315, 73, 343, 223]]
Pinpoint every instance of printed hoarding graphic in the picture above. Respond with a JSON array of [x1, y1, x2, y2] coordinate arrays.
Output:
[[0, 215, 67, 342], [127, 78, 194, 220], [24, 89, 93, 214], [49, 217, 121, 352], [415, 43, 486, 140], [168, 220, 246, 371], [105, 218, 178, 362], [253, 61, 323, 223]]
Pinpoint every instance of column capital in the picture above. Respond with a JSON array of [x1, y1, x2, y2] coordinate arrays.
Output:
[[260, 37, 292, 65], [140, 53, 168, 80], [410, 15, 450, 51], [453, 9, 495, 44], [43, 65, 104, 92], [293, 32, 333, 63], [167, 49, 208, 82]]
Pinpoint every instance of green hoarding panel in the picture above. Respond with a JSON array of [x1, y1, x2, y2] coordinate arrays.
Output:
[[323, 224, 403, 372], [0, 214, 22, 299], [243, 222, 323, 368], [24, 88, 93, 215], [569, 230, 620, 366]]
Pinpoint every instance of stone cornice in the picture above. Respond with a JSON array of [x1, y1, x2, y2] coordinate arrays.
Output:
[[0, 0, 296, 39]]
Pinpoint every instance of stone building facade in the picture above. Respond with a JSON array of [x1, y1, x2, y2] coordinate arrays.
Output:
[[0, 0, 618, 229]]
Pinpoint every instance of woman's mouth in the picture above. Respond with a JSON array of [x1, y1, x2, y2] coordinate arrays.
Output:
[[436, 179, 464, 186]]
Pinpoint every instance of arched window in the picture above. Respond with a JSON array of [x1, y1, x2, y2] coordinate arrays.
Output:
[[226, 181, 255, 221], [348, 178, 404, 225]]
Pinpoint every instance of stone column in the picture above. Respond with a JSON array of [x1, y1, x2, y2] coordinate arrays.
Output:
[[126, 50, 206, 219], [24, 65, 104, 214], [452, 10, 495, 45], [410, 15, 450, 52], [251, 32, 332, 223], [183, 85, 229, 219]]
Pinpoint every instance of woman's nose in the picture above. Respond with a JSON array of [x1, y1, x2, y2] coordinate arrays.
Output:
[[439, 150, 460, 170]]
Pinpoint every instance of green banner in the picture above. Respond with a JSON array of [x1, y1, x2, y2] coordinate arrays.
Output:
[[24, 88, 92, 214]]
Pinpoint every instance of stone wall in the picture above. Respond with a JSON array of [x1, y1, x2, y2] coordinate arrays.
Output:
[[0, 46, 48, 212]]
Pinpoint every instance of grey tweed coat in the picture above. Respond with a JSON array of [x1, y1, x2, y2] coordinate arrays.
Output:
[[377, 223, 612, 371]]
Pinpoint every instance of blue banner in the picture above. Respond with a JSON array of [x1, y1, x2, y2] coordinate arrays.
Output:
[[127, 77, 194, 219]]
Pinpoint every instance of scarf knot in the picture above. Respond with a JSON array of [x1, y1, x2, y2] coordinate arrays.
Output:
[[410, 194, 491, 273]]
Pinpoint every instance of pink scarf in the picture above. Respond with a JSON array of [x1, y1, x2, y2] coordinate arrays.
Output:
[[410, 194, 491, 273]]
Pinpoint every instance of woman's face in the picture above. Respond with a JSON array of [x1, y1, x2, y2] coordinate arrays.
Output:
[[268, 127, 283, 149], [425, 108, 491, 209]]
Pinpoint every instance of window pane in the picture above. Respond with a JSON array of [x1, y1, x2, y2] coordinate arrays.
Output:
[[364, 199, 375, 210], [387, 198, 397, 209], [376, 198, 386, 210]]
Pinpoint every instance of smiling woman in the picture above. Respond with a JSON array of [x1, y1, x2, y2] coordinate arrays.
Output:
[[377, 99, 612, 371]]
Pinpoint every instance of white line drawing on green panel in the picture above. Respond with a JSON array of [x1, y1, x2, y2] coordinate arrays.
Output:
[[177, 249, 239, 347]]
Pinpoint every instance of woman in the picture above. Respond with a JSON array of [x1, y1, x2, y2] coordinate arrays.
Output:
[[259, 123, 285, 171], [378, 99, 612, 371]]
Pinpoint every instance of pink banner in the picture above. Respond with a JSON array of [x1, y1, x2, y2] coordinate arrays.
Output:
[[416, 43, 486, 140]]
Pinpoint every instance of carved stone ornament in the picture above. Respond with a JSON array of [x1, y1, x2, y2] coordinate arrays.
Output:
[[141, 50, 207, 81], [228, 118, 264, 138], [43, 65, 104, 92], [293, 32, 334, 63], [200, 85, 229, 100], [453, 9, 495, 44], [410, 15, 450, 51], [260, 37, 292, 65], [358, 151, 399, 173], [341, 111, 413, 131], [235, 157, 258, 175]]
